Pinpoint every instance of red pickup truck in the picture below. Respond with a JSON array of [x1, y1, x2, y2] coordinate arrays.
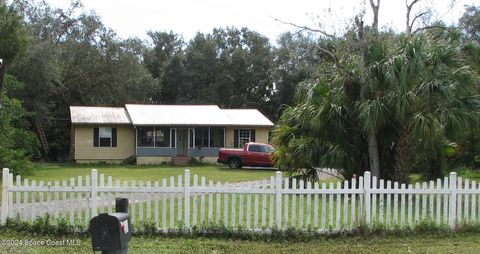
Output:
[[217, 142, 275, 169]]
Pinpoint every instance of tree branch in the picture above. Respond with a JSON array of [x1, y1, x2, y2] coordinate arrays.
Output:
[[273, 17, 336, 39], [412, 25, 452, 34]]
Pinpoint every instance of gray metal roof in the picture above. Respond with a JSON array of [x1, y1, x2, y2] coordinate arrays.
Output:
[[70, 104, 274, 127], [126, 104, 232, 126], [222, 109, 274, 127], [70, 106, 132, 125]]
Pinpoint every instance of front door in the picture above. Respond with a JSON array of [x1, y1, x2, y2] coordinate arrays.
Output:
[[176, 129, 188, 156]]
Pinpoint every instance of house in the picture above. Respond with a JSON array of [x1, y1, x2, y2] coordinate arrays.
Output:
[[69, 104, 274, 164]]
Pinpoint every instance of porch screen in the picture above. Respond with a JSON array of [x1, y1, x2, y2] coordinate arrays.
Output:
[[210, 127, 225, 147]]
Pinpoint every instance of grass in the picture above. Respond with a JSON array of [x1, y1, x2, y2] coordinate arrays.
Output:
[[1, 228, 480, 253]]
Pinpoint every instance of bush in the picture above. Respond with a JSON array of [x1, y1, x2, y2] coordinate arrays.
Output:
[[124, 156, 137, 165]]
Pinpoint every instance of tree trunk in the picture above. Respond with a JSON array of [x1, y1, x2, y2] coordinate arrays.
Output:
[[368, 127, 381, 177], [394, 125, 412, 183], [0, 59, 5, 108]]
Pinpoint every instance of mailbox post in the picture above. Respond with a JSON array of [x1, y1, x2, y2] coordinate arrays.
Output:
[[90, 198, 132, 254]]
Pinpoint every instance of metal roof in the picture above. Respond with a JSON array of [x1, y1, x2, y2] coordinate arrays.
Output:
[[222, 109, 274, 127], [70, 106, 132, 125], [70, 104, 274, 127], [126, 104, 233, 126]]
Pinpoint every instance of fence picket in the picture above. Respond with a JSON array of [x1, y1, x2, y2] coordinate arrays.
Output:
[[429, 181, 434, 223], [379, 179, 384, 226], [329, 182, 334, 229], [299, 180, 304, 229], [15, 175, 20, 218], [291, 178, 297, 228], [169, 177, 174, 229], [154, 181, 159, 229], [107, 176, 113, 214], [61, 180, 67, 220], [232, 186, 236, 228], [99, 174, 105, 214], [284, 178, 289, 229], [239, 183, 244, 227], [139, 181, 144, 224], [393, 182, 398, 227], [269, 176, 274, 228], [436, 179, 441, 225], [422, 182, 427, 222], [472, 181, 476, 223], [76, 177, 81, 224], [306, 181, 312, 229], [201, 177, 206, 225], [335, 181, 340, 231], [351, 178, 356, 229], [247, 182, 252, 230], [162, 178, 167, 231], [54, 181, 59, 222], [253, 181, 259, 230], [415, 182, 420, 225], [217, 182, 221, 226], [407, 184, 412, 227], [321, 183, 326, 232], [262, 179, 267, 228], [192, 176, 198, 227], [130, 181, 135, 225], [465, 179, 470, 223], [178, 175, 183, 226], [386, 181, 391, 229], [457, 177, 463, 224], [443, 176, 449, 225], [224, 182, 229, 227], [208, 180, 213, 225], [146, 181, 151, 222], [85, 176, 90, 225], [23, 179, 29, 220], [68, 179, 73, 224]]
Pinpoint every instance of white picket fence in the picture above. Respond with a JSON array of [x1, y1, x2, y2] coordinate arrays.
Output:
[[1, 168, 479, 232]]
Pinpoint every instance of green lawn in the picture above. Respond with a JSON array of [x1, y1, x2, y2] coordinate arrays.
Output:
[[23, 163, 278, 183], [1, 229, 480, 253]]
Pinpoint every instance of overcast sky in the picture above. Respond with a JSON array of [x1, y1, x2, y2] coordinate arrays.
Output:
[[44, 0, 479, 43]]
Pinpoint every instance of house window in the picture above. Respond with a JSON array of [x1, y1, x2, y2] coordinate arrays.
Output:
[[93, 127, 117, 147], [155, 127, 170, 147], [137, 127, 154, 147], [195, 127, 209, 147], [137, 127, 171, 147], [239, 129, 251, 147], [210, 127, 225, 147], [234, 129, 256, 148]]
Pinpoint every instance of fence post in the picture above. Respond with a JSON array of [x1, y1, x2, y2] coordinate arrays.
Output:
[[449, 172, 457, 229], [1, 168, 9, 225], [275, 171, 282, 229], [184, 169, 191, 231], [364, 171, 371, 228], [91, 169, 98, 217]]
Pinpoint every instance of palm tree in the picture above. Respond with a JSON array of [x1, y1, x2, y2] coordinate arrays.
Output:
[[382, 36, 480, 182]]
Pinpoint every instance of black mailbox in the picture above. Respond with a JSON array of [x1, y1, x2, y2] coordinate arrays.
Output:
[[90, 198, 132, 254]]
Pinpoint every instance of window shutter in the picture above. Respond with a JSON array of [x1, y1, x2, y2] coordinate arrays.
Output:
[[250, 129, 256, 142], [93, 127, 99, 147], [234, 129, 239, 148], [112, 128, 117, 147]]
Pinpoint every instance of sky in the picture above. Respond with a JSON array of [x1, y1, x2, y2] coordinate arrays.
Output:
[[43, 0, 480, 43]]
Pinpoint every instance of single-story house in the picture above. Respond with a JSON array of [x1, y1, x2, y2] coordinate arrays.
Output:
[[69, 104, 274, 164]]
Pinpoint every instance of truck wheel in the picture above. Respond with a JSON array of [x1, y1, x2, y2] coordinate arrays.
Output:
[[228, 158, 242, 169]]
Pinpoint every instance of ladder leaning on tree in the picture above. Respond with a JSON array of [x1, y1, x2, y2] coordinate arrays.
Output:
[[34, 119, 49, 154]]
